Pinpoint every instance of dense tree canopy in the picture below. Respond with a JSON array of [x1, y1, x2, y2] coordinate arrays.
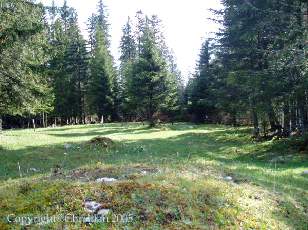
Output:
[[0, 0, 52, 129], [0, 0, 307, 136], [187, 0, 307, 137]]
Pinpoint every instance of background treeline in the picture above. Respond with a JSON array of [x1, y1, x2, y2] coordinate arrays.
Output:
[[0, 0, 183, 129], [0, 0, 307, 138], [186, 0, 307, 137]]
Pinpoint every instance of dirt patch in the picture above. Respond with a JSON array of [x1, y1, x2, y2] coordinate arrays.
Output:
[[89, 136, 114, 147], [50, 165, 160, 183], [134, 165, 160, 174]]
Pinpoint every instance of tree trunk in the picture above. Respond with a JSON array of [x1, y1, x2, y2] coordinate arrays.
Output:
[[231, 112, 237, 126], [304, 90, 308, 133], [290, 100, 297, 131], [0, 116, 2, 132], [32, 119, 36, 132], [149, 116, 156, 127], [299, 98, 308, 134], [100, 115, 104, 124], [283, 101, 290, 135], [21, 118, 25, 129], [251, 109, 259, 137], [42, 113, 45, 128], [267, 105, 279, 132]]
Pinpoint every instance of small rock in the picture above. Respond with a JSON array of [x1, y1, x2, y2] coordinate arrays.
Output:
[[29, 168, 39, 172], [302, 170, 308, 176], [224, 176, 233, 181], [84, 201, 102, 213], [96, 177, 117, 184], [97, 209, 110, 216], [183, 219, 192, 225], [140, 170, 147, 175], [64, 143, 73, 149]]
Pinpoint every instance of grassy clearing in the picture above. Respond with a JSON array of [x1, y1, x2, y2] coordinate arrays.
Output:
[[0, 123, 307, 229]]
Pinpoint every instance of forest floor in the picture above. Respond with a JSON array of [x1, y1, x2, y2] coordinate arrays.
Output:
[[0, 123, 307, 229]]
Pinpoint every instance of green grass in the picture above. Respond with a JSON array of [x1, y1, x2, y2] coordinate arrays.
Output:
[[0, 123, 307, 229]]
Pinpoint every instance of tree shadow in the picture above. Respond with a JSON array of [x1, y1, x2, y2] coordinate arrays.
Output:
[[1, 126, 307, 229], [2, 128, 306, 190], [45, 125, 151, 138], [39, 122, 146, 132]]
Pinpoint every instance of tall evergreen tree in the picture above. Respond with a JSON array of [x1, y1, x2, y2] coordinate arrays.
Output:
[[87, 26, 115, 121], [119, 17, 137, 119], [86, 0, 117, 122], [128, 16, 178, 125], [97, 0, 110, 47], [62, 18, 88, 122], [48, 2, 88, 124], [196, 0, 308, 135], [187, 40, 223, 123], [120, 17, 137, 63], [87, 14, 98, 53], [87, 0, 110, 50], [0, 0, 52, 129]]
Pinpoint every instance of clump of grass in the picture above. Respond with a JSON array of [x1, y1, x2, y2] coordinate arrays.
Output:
[[89, 136, 115, 147], [18, 181, 32, 195]]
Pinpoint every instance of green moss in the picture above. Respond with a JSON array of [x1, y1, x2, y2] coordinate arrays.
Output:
[[0, 123, 307, 229]]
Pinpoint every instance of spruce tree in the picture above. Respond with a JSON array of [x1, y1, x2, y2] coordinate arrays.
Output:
[[48, 2, 89, 124], [129, 17, 178, 125], [203, 0, 308, 135], [87, 26, 115, 121], [119, 17, 137, 119], [0, 0, 52, 129], [86, 0, 117, 122], [97, 0, 110, 47], [189, 40, 211, 122], [63, 19, 88, 122]]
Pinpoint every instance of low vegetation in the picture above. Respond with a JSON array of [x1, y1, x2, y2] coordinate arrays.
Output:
[[0, 123, 307, 229]]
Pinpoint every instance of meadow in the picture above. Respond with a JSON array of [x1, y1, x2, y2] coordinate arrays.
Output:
[[0, 123, 307, 229]]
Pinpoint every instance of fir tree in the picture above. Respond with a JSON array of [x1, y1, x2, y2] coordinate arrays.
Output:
[[87, 26, 115, 121], [129, 17, 178, 125], [119, 17, 137, 119], [0, 0, 52, 129]]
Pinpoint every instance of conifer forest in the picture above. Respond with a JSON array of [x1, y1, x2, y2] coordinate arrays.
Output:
[[0, 0, 307, 229]]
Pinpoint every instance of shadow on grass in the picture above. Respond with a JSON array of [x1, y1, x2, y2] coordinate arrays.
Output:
[[45, 125, 153, 138], [0, 125, 307, 228], [1, 128, 307, 191], [40, 122, 149, 133]]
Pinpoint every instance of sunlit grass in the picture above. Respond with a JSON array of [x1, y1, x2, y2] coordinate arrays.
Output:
[[0, 123, 307, 229]]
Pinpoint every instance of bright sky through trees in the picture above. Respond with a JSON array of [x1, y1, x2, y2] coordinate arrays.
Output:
[[39, 0, 222, 79]]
